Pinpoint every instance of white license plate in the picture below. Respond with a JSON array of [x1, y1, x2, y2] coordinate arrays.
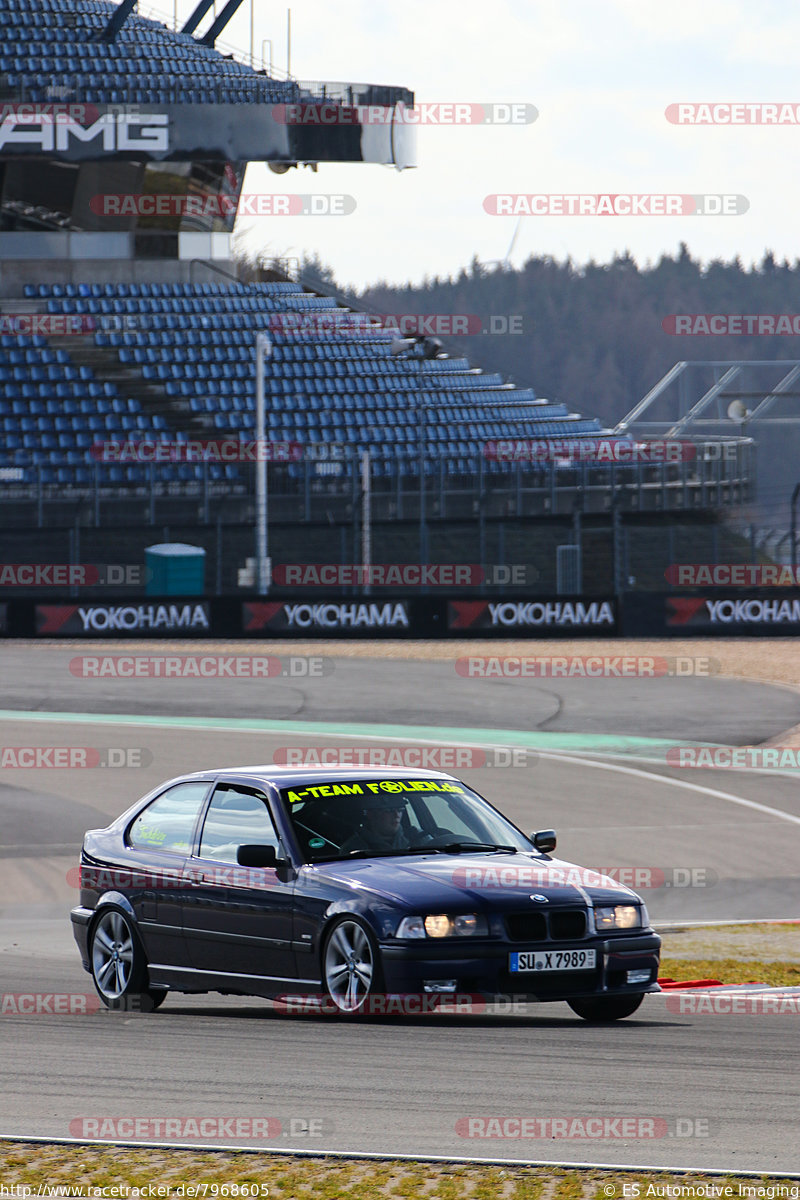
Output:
[[510, 949, 596, 973]]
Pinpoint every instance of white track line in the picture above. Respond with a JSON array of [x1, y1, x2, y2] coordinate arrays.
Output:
[[527, 749, 800, 828], [0, 1134, 798, 1177], [2, 709, 800, 828]]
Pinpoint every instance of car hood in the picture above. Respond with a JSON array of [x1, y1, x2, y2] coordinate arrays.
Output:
[[312, 851, 640, 911]]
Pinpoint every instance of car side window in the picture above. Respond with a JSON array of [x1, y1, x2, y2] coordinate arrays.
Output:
[[198, 785, 281, 864], [128, 782, 211, 853]]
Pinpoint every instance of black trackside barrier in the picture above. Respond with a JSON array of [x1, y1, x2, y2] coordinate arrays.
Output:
[[6, 593, 798, 639], [622, 590, 800, 638], [241, 595, 618, 639], [2, 596, 618, 639]]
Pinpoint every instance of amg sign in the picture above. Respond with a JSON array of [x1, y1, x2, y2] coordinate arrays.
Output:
[[0, 113, 169, 153]]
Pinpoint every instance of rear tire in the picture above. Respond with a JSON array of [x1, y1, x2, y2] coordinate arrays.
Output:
[[89, 907, 167, 1012], [568, 993, 644, 1022]]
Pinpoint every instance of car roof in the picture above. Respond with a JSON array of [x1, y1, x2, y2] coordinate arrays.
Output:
[[178, 764, 459, 790]]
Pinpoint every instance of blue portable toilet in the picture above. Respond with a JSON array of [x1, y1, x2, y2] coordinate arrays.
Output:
[[145, 543, 206, 596]]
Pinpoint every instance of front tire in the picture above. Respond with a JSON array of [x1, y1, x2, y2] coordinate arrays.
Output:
[[568, 993, 644, 1022], [322, 917, 382, 1016], [89, 907, 166, 1012]]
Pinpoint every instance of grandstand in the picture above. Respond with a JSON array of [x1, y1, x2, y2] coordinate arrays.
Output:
[[0, 0, 300, 105], [0, 0, 753, 595], [2, 278, 606, 489]]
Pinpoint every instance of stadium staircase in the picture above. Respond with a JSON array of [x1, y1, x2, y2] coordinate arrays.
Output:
[[45, 332, 210, 439]]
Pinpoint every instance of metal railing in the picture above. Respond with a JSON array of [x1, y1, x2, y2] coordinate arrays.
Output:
[[0, 440, 755, 528]]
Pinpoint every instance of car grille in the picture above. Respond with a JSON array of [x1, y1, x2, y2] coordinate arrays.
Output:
[[505, 912, 548, 942], [549, 910, 587, 940], [505, 909, 586, 943]]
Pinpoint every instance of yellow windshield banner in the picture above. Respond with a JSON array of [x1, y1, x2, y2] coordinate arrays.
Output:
[[285, 779, 464, 803]]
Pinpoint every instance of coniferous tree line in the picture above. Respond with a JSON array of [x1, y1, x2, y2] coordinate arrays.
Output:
[[348, 243, 800, 430], [244, 245, 800, 520]]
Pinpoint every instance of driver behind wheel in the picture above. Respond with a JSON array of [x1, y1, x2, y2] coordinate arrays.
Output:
[[340, 793, 411, 854]]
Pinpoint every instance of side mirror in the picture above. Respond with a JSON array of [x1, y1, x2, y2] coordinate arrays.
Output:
[[531, 829, 557, 854], [237, 844, 279, 869]]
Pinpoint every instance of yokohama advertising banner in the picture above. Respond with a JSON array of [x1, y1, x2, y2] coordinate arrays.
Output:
[[243, 600, 413, 636], [622, 592, 800, 637], [36, 603, 212, 637], [448, 598, 617, 636], [666, 594, 800, 633]]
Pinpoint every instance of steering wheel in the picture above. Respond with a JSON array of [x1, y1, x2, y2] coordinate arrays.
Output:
[[410, 827, 459, 848]]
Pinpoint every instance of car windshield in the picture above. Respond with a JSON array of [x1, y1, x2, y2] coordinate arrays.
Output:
[[279, 777, 533, 862]]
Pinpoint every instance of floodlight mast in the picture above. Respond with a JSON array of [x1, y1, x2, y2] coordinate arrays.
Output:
[[255, 332, 272, 595], [390, 335, 444, 570]]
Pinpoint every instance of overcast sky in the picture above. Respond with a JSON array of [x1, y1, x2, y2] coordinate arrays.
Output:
[[143, 0, 800, 289]]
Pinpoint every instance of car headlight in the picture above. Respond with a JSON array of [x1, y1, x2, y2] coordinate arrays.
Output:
[[395, 913, 487, 938], [594, 905, 642, 930]]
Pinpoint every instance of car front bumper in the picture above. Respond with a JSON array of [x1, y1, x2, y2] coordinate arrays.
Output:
[[379, 931, 661, 1000]]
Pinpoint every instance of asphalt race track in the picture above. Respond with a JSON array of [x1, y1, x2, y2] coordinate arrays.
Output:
[[2, 643, 800, 1172]]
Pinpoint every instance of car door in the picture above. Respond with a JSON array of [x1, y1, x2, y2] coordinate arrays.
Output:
[[182, 782, 298, 985], [124, 779, 213, 968]]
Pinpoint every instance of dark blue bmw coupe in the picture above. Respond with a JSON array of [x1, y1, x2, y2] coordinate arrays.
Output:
[[70, 765, 661, 1020]]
